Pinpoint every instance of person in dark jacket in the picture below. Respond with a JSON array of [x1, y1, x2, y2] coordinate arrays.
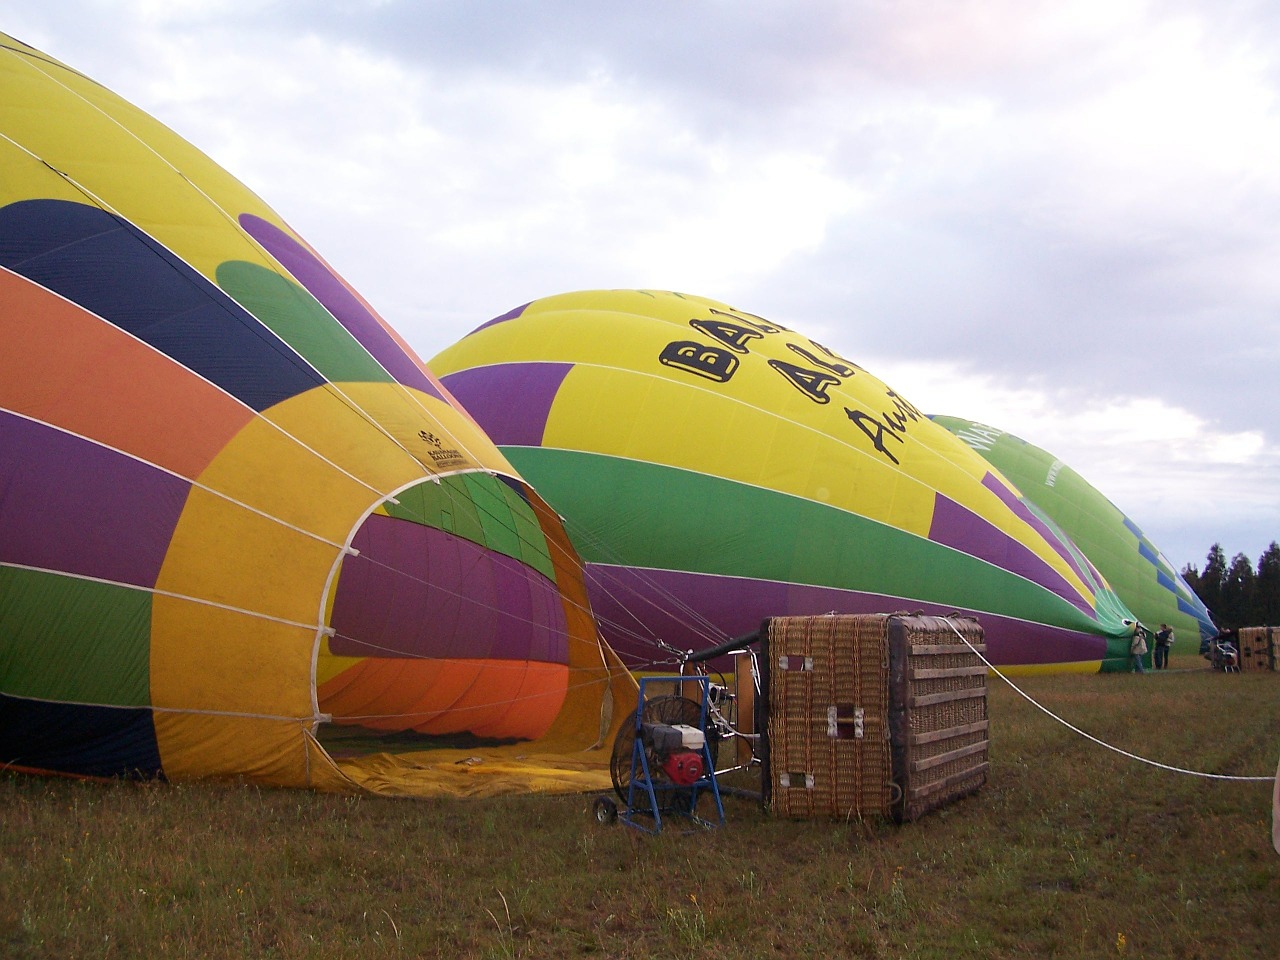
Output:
[[1153, 624, 1174, 670]]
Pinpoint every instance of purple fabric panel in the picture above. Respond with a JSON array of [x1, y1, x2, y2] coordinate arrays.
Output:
[[238, 214, 444, 399], [585, 564, 1106, 669], [0, 412, 189, 586], [471, 302, 531, 333], [928, 493, 1094, 615], [438, 363, 571, 447], [981, 471, 1092, 586], [329, 513, 568, 663]]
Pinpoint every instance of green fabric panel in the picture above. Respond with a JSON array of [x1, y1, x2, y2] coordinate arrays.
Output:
[[0, 567, 151, 706], [461, 474, 555, 582], [387, 475, 487, 542], [504, 447, 1106, 635], [383, 475, 555, 582], [215, 261, 392, 384]]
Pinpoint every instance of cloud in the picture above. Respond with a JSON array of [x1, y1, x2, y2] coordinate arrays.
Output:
[[861, 354, 1280, 568], [9, 0, 1280, 570]]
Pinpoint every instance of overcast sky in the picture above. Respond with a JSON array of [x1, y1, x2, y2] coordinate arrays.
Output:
[[11, 1, 1279, 572]]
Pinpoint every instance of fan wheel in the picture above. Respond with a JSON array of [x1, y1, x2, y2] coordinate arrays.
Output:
[[610, 694, 718, 803]]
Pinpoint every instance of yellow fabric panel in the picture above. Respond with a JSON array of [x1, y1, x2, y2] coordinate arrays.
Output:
[[264, 383, 516, 483], [437, 290, 1095, 602], [149, 596, 317, 716], [153, 711, 354, 790], [316, 570, 352, 689], [0, 40, 290, 281], [525, 486, 638, 749], [0, 139, 97, 207], [544, 364, 931, 536], [184, 385, 514, 560], [337, 747, 614, 799], [315, 642, 358, 689], [196, 394, 414, 547], [994, 660, 1102, 678], [155, 485, 338, 623]]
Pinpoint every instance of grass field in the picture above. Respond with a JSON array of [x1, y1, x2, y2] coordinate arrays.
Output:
[[3, 654, 1278, 959]]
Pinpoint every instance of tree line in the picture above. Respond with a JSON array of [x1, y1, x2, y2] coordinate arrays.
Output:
[[1181, 542, 1280, 630]]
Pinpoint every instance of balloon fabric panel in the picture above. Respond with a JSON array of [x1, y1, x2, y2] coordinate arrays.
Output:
[[0, 200, 325, 410], [377, 473, 557, 582], [500, 446, 1110, 665], [0, 412, 190, 587], [0, 269, 255, 478], [328, 513, 569, 663], [1, 33, 628, 790], [0, 694, 162, 780], [933, 415, 1216, 649], [0, 568, 150, 705], [431, 289, 1136, 672], [240, 214, 444, 399]]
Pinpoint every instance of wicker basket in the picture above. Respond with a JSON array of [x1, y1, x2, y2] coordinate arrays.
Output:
[[886, 614, 989, 822], [763, 614, 893, 820], [762, 613, 988, 823], [1236, 627, 1277, 672]]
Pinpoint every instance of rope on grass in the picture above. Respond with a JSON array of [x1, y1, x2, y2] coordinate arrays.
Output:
[[941, 620, 1274, 783]]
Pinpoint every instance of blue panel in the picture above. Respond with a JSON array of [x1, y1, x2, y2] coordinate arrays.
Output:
[[498, 473, 532, 503], [0, 694, 163, 779], [1157, 570, 1177, 593], [1122, 517, 1144, 538], [1137, 541, 1159, 566], [1177, 597, 1216, 635], [0, 199, 324, 411]]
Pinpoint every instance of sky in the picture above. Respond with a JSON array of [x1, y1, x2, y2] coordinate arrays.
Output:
[[9, 0, 1280, 573]]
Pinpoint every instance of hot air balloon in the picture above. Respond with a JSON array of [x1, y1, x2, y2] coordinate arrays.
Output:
[[429, 289, 1136, 674], [932, 415, 1216, 657], [0, 33, 631, 794]]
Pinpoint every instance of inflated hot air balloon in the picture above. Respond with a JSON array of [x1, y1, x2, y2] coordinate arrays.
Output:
[[429, 289, 1137, 674], [0, 33, 631, 794], [932, 415, 1216, 654]]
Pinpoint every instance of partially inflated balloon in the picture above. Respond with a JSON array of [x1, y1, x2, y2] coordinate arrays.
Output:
[[430, 289, 1136, 673], [0, 34, 628, 790], [932, 416, 1216, 652]]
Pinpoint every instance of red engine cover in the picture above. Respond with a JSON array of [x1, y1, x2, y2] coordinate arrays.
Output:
[[662, 750, 704, 786]]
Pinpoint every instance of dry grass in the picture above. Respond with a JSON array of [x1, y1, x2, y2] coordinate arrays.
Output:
[[3, 655, 1278, 959]]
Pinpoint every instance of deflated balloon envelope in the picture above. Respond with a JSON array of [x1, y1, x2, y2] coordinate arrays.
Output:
[[431, 289, 1136, 673], [0, 33, 623, 789], [932, 415, 1216, 653]]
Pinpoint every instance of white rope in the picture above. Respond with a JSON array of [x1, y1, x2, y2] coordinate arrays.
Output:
[[941, 619, 1274, 783]]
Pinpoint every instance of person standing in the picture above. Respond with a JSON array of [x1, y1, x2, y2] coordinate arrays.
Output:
[[1130, 625, 1149, 673], [1154, 623, 1174, 670]]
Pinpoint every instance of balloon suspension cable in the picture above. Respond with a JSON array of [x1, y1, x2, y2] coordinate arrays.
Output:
[[941, 620, 1273, 783]]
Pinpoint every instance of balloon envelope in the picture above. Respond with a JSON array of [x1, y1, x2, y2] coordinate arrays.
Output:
[[932, 416, 1216, 653], [0, 34, 627, 791], [430, 289, 1136, 673]]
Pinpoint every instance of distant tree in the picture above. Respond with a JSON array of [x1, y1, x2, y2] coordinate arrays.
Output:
[[1181, 563, 1201, 597], [1196, 544, 1228, 624], [1255, 541, 1280, 626], [1218, 552, 1256, 630]]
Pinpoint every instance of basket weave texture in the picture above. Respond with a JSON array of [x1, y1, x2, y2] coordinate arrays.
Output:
[[766, 613, 989, 823], [1237, 627, 1277, 672], [891, 616, 989, 822], [766, 614, 893, 820]]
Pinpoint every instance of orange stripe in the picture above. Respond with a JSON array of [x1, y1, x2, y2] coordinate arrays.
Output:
[[0, 270, 253, 477], [319, 659, 568, 741]]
